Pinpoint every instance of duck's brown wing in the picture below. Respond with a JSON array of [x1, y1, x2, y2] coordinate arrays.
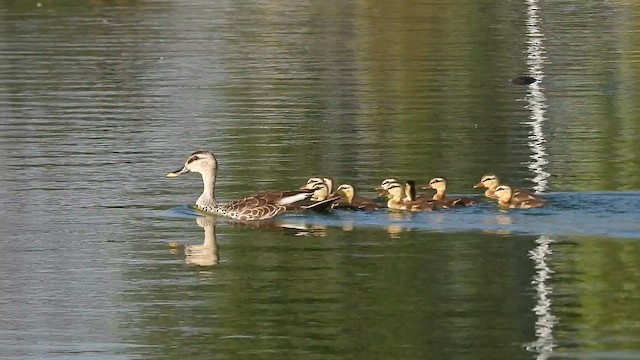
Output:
[[224, 190, 314, 221], [408, 200, 437, 211], [513, 189, 539, 202], [330, 198, 353, 210], [352, 196, 382, 211], [302, 196, 341, 211], [516, 198, 545, 209], [451, 196, 479, 207]]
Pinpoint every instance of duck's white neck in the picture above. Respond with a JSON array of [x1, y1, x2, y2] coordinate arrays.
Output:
[[196, 170, 218, 208]]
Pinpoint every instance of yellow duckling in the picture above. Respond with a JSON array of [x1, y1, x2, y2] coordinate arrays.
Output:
[[474, 173, 538, 201], [333, 184, 382, 211], [494, 185, 545, 209], [423, 177, 478, 208], [302, 177, 334, 195], [380, 179, 436, 212], [374, 178, 401, 196]]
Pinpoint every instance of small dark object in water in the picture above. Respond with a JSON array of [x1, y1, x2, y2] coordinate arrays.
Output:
[[511, 76, 536, 85]]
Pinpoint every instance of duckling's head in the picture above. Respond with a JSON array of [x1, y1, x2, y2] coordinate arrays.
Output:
[[375, 178, 401, 195], [385, 181, 405, 199], [474, 174, 499, 189], [423, 177, 447, 191], [494, 185, 513, 201], [336, 184, 355, 202], [310, 182, 330, 201], [167, 150, 218, 177], [301, 177, 325, 190]]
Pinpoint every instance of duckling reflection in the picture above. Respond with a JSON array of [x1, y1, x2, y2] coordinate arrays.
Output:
[[184, 216, 220, 266]]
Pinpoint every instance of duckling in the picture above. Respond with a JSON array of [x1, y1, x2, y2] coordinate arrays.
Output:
[[404, 180, 431, 202], [381, 179, 436, 212], [494, 185, 545, 209], [301, 181, 342, 210], [167, 150, 336, 221], [332, 184, 382, 211], [474, 174, 538, 201], [302, 177, 334, 195], [423, 177, 478, 208], [374, 178, 401, 196]]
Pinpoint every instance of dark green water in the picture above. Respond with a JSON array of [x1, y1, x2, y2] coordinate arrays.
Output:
[[1, 0, 639, 359]]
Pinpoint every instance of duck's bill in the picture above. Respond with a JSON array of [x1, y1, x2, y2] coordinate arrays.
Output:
[[422, 185, 433, 190], [166, 166, 189, 178], [473, 182, 484, 188]]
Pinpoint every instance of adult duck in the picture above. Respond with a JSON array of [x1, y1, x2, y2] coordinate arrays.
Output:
[[167, 150, 336, 220]]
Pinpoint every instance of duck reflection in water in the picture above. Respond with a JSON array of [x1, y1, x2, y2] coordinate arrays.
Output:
[[181, 216, 220, 267], [170, 216, 332, 266]]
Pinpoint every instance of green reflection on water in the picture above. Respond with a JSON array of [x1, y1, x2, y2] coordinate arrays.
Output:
[[123, 221, 537, 359]]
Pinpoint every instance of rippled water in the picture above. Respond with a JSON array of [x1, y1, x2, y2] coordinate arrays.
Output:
[[1, 0, 640, 359]]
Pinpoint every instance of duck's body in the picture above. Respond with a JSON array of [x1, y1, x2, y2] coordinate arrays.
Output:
[[423, 177, 478, 208], [167, 150, 336, 221], [494, 185, 545, 209], [474, 174, 539, 201], [381, 179, 436, 212], [332, 184, 382, 211]]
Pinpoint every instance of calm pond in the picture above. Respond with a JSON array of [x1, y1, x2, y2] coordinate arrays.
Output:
[[1, 0, 640, 359]]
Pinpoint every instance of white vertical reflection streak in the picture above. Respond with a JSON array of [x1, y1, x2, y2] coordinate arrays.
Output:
[[525, 0, 550, 193], [525, 1, 555, 358], [526, 236, 557, 359]]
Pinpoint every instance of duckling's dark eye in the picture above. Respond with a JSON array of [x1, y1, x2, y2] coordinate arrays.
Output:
[[484, 177, 495, 182], [187, 156, 198, 164]]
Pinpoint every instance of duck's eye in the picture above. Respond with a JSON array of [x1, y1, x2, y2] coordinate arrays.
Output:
[[187, 157, 198, 164], [484, 177, 495, 182]]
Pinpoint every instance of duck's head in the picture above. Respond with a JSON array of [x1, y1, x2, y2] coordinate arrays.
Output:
[[310, 182, 330, 201], [375, 178, 401, 196], [336, 184, 355, 202], [301, 177, 325, 190], [474, 174, 499, 189], [167, 150, 218, 177], [385, 181, 405, 199], [494, 185, 513, 201], [423, 177, 447, 191]]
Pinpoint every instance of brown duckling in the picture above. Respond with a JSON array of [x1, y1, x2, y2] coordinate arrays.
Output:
[[474, 174, 538, 201], [381, 179, 436, 212], [332, 184, 382, 211], [423, 177, 478, 208], [494, 185, 545, 209]]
